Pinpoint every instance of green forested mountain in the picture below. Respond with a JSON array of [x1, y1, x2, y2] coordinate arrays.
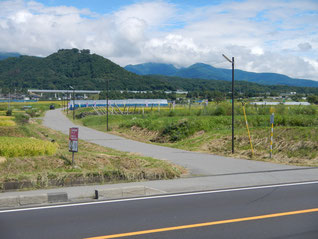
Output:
[[125, 62, 318, 88], [125, 62, 178, 76], [0, 49, 317, 96], [0, 49, 144, 90]]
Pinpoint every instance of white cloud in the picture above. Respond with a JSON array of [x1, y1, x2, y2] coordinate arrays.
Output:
[[251, 47, 264, 56], [0, 0, 317, 81], [114, 1, 175, 28]]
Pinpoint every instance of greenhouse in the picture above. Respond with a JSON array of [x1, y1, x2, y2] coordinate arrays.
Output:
[[69, 99, 169, 109]]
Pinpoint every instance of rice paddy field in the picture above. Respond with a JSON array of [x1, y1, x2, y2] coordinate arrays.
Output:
[[0, 137, 57, 157], [0, 102, 183, 191], [0, 116, 16, 126], [72, 102, 318, 167], [0, 101, 62, 117]]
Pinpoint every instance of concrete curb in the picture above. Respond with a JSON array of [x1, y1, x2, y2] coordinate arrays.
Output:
[[0, 186, 166, 209], [95, 186, 165, 200], [0, 192, 68, 209], [48, 192, 68, 203], [0, 196, 19, 208], [19, 194, 48, 206]]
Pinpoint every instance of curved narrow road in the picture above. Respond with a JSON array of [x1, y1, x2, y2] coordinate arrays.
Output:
[[43, 109, 301, 176]]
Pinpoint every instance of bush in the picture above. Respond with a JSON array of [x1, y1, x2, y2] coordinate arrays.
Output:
[[161, 120, 200, 142], [26, 109, 38, 117], [6, 109, 12, 116], [15, 113, 30, 124], [214, 105, 226, 116], [168, 110, 176, 117]]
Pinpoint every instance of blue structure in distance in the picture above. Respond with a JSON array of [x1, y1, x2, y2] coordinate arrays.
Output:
[[69, 99, 168, 110]]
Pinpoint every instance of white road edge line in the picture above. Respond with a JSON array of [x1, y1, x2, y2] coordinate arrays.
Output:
[[1, 180, 318, 214]]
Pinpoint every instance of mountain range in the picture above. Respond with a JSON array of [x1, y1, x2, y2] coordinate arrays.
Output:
[[0, 52, 20, 61], [0, 49, 317, 96], [125, 62, 318, 88]]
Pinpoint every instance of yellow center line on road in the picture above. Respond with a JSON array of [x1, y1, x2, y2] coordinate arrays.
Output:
[[84, 208, 318, 239]]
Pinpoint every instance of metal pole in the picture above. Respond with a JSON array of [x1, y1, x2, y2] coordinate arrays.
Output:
[[222, 54, 235, 154], [8, 91, 11, 110], [72, 151, 74, 166], [232, 57, 235, 154], [66, 92, 69, 115], [72, 89, 75, 120], [106, 79, 109, 131], [270, 113, 274, 158]]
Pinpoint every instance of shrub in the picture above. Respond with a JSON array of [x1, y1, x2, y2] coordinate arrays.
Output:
[[6, 109, 12, 116], [26, 109, 38, 117], [214, 105, 226, 116], [168, 110, 176, 117], [161, 120, 200, 142], [15, 113, 30, 124]]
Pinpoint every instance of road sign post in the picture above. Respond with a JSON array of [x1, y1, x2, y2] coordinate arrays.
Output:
[[69, 127, 79, 165]]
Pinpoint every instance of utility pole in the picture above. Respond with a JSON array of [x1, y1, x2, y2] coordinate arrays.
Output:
[[106, 79, 109, 131], [8, 91, 11, 110], [222, 54, 235, 154], [66, 91, 69, 115], [70, 86, 75, 120]]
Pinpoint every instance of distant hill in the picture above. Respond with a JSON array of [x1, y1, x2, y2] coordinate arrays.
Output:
[[125, 63, 178, 76], [0, 49, 147, 90], [0, 49, 317, 96], [0, 52, 20, 60], [124, 62, 318, 88]]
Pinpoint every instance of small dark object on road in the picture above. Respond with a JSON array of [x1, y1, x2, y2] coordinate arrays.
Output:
[[49, 105, 55, 110]]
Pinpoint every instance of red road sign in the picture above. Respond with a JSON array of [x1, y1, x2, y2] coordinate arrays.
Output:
[[69, 127, 79, 141]]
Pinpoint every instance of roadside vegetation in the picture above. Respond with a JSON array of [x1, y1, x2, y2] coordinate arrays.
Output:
[[0, 102, 184, 191], [72, 102, 318, 167]]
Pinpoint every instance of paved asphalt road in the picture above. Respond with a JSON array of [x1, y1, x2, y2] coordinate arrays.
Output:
[[1, 182, 318, 239]]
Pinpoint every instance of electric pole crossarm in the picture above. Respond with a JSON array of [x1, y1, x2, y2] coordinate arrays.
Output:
[[222, 54, 232, 63]]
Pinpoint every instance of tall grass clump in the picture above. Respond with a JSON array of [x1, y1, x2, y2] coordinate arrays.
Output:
[[0, 137, 58, 157], [160, 120, 203, 142], [14, 113, 30, 124]]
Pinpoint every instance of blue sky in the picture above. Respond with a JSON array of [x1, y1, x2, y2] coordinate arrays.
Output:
[[35, 0, 230, 14], [35, 0, 139, 14], [0, 0, 317, 80]]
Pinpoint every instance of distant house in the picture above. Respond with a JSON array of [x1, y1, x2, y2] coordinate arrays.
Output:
[[280, 92, 297, 97]]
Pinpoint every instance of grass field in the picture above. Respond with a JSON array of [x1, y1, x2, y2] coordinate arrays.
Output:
[[0, 101, 62, 117], [72, 102, 318, 167], [0, 104, 184, 190]]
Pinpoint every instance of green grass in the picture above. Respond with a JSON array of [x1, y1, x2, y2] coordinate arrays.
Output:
[[0, 101, 62, 118], [72, 103, 318, 167]]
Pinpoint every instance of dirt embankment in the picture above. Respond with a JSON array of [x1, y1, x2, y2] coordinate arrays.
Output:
[[111, 126, 318, 167]]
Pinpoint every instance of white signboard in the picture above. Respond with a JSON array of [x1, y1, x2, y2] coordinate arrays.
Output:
[[69, 127, 79, 152], [69, 140, 78, 152]]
